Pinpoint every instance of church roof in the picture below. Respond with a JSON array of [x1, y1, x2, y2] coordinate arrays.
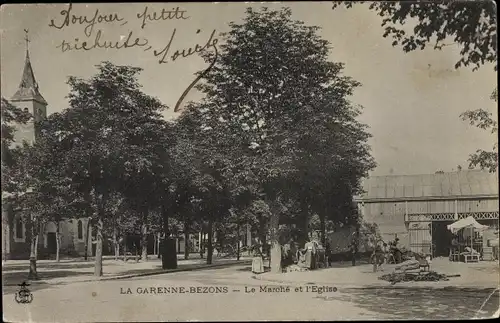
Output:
[[11, 49, 47, 105], [354, 170, 499, 202]]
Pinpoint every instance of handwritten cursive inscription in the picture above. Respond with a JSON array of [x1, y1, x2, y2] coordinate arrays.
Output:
[[137, 6, 190, 29], [49, 3, 125, 37], [48, 4, 221, 109], [56, 30, 149, 52], [153, 29, 218, 64], [174, 45, 219, 112]]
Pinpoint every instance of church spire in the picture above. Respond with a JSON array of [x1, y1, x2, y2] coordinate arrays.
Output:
[[11, 29, 47, 105], [25, 28, 30, 59]]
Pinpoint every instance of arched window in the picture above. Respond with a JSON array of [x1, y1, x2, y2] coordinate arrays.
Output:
[[77, 220, 83, 240], [15, 217, 24, 239]]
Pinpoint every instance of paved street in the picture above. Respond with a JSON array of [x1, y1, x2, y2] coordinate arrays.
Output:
[[3, 264, 499, 321]]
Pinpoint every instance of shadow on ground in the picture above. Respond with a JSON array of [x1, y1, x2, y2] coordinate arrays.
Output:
[[326, 287, 500, 319], [3, 270, 88, 286], [3, 262, 97, 271], [2, 271, 82, 295]]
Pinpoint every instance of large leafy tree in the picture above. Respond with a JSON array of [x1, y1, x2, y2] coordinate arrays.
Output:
[[193, 7, 373, 273], [333, 1, 498, 172], [5, 133, 77, 278], [117, 115, 171, 262], [172, 107, 244, 264], [41, 62, 167, 276], [291, 84, 375, 246], [2, 98, 37, 275]]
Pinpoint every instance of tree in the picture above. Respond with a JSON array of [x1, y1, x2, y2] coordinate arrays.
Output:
[[117, 117, 171, 262], [1, 97, 31, 155], [1, 97, 31, 205], [2, 98, 42, 276], [333, 1, 498, 172], [460, 88, 498, 172], [192, 7, 372, 273], [5, 139, 61, 278], [332, 1, 497, 71], [41, 62, 167, 276]]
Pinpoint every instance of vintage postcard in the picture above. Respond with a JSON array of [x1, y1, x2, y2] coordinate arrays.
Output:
[[1, 2, 498, 321]]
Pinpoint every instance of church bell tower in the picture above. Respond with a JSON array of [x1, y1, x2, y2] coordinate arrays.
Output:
[[10, 30, 48, 146]]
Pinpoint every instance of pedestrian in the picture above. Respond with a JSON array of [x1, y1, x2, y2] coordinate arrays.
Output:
[[372, 242, 384, 272], [304, 239, 317, 269], [325, 241, 331, 267], [251, 244, 264, 274]]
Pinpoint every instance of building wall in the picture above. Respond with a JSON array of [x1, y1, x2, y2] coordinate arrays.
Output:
[[364, 199, 498, 216], [360, 197, 499, 252], [1, 206, 93, 260], [10, 98, 46, 146], [361, 201, 408, 246]]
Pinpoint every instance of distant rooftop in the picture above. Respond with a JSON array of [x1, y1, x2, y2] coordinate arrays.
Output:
[[355, 170, 499, 202]]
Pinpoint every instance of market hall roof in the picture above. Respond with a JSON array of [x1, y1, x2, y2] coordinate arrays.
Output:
[[355, 170, 499, 202]]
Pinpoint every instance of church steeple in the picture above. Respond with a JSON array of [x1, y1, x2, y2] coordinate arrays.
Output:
[[11, 29, 47, 105]]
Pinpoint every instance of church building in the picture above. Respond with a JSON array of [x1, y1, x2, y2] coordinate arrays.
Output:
[[2, 35, 92, 260]]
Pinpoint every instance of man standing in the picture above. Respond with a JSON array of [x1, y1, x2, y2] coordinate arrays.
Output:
[[325, 241, 332, 267]]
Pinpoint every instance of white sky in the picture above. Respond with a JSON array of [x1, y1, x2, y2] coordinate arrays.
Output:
[[1, 3, 497, 176]]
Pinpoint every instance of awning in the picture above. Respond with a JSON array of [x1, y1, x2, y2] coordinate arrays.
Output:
[[447, 216, 489, 234]]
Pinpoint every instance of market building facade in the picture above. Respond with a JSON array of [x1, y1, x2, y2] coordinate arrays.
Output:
[[354, 170, 499, 260]]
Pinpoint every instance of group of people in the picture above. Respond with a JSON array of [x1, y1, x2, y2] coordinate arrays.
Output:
[[251, 239, 328, 274], [371, 237, 404, 272]]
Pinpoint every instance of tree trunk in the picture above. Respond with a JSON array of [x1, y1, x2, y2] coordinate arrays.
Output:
[[299, 199, 309, 247], [28, 218, 38, 280], [123, 236, 128, 262], [320, 213, 327, 266], [93, 190, 106, 277], [84, 218, 91, 261], [199, 228, 204, 259], [269, 210, 282, 274], [113, 227, 119, 261], [206, 219, 213, 265], [34, 234, 39, 260], [141, 208, 148, 262], [352, 224, 360, 267], [236, 214, 241, 261], [258, 215, 267, 254], [183, 220, 189, 260], [216, 229, 223, 257], [157, 233, 161, 259], [153, 234, 157, 256], [94, 217, 103, 276], [55, 221, 60, 263], [83, 189, 92, 261]]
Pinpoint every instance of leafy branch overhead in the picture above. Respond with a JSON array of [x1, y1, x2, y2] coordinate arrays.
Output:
[[460, 88, 498, 172], [333, 1, 498, 172], [333, 1, 497, 71]]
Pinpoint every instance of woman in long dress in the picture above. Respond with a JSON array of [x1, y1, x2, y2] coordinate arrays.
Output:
[[251, 245, 264, 274], [304, 240, 317, 269]]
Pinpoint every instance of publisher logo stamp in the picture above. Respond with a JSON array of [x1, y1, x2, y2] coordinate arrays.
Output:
[[15, 281, 33, 304]]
